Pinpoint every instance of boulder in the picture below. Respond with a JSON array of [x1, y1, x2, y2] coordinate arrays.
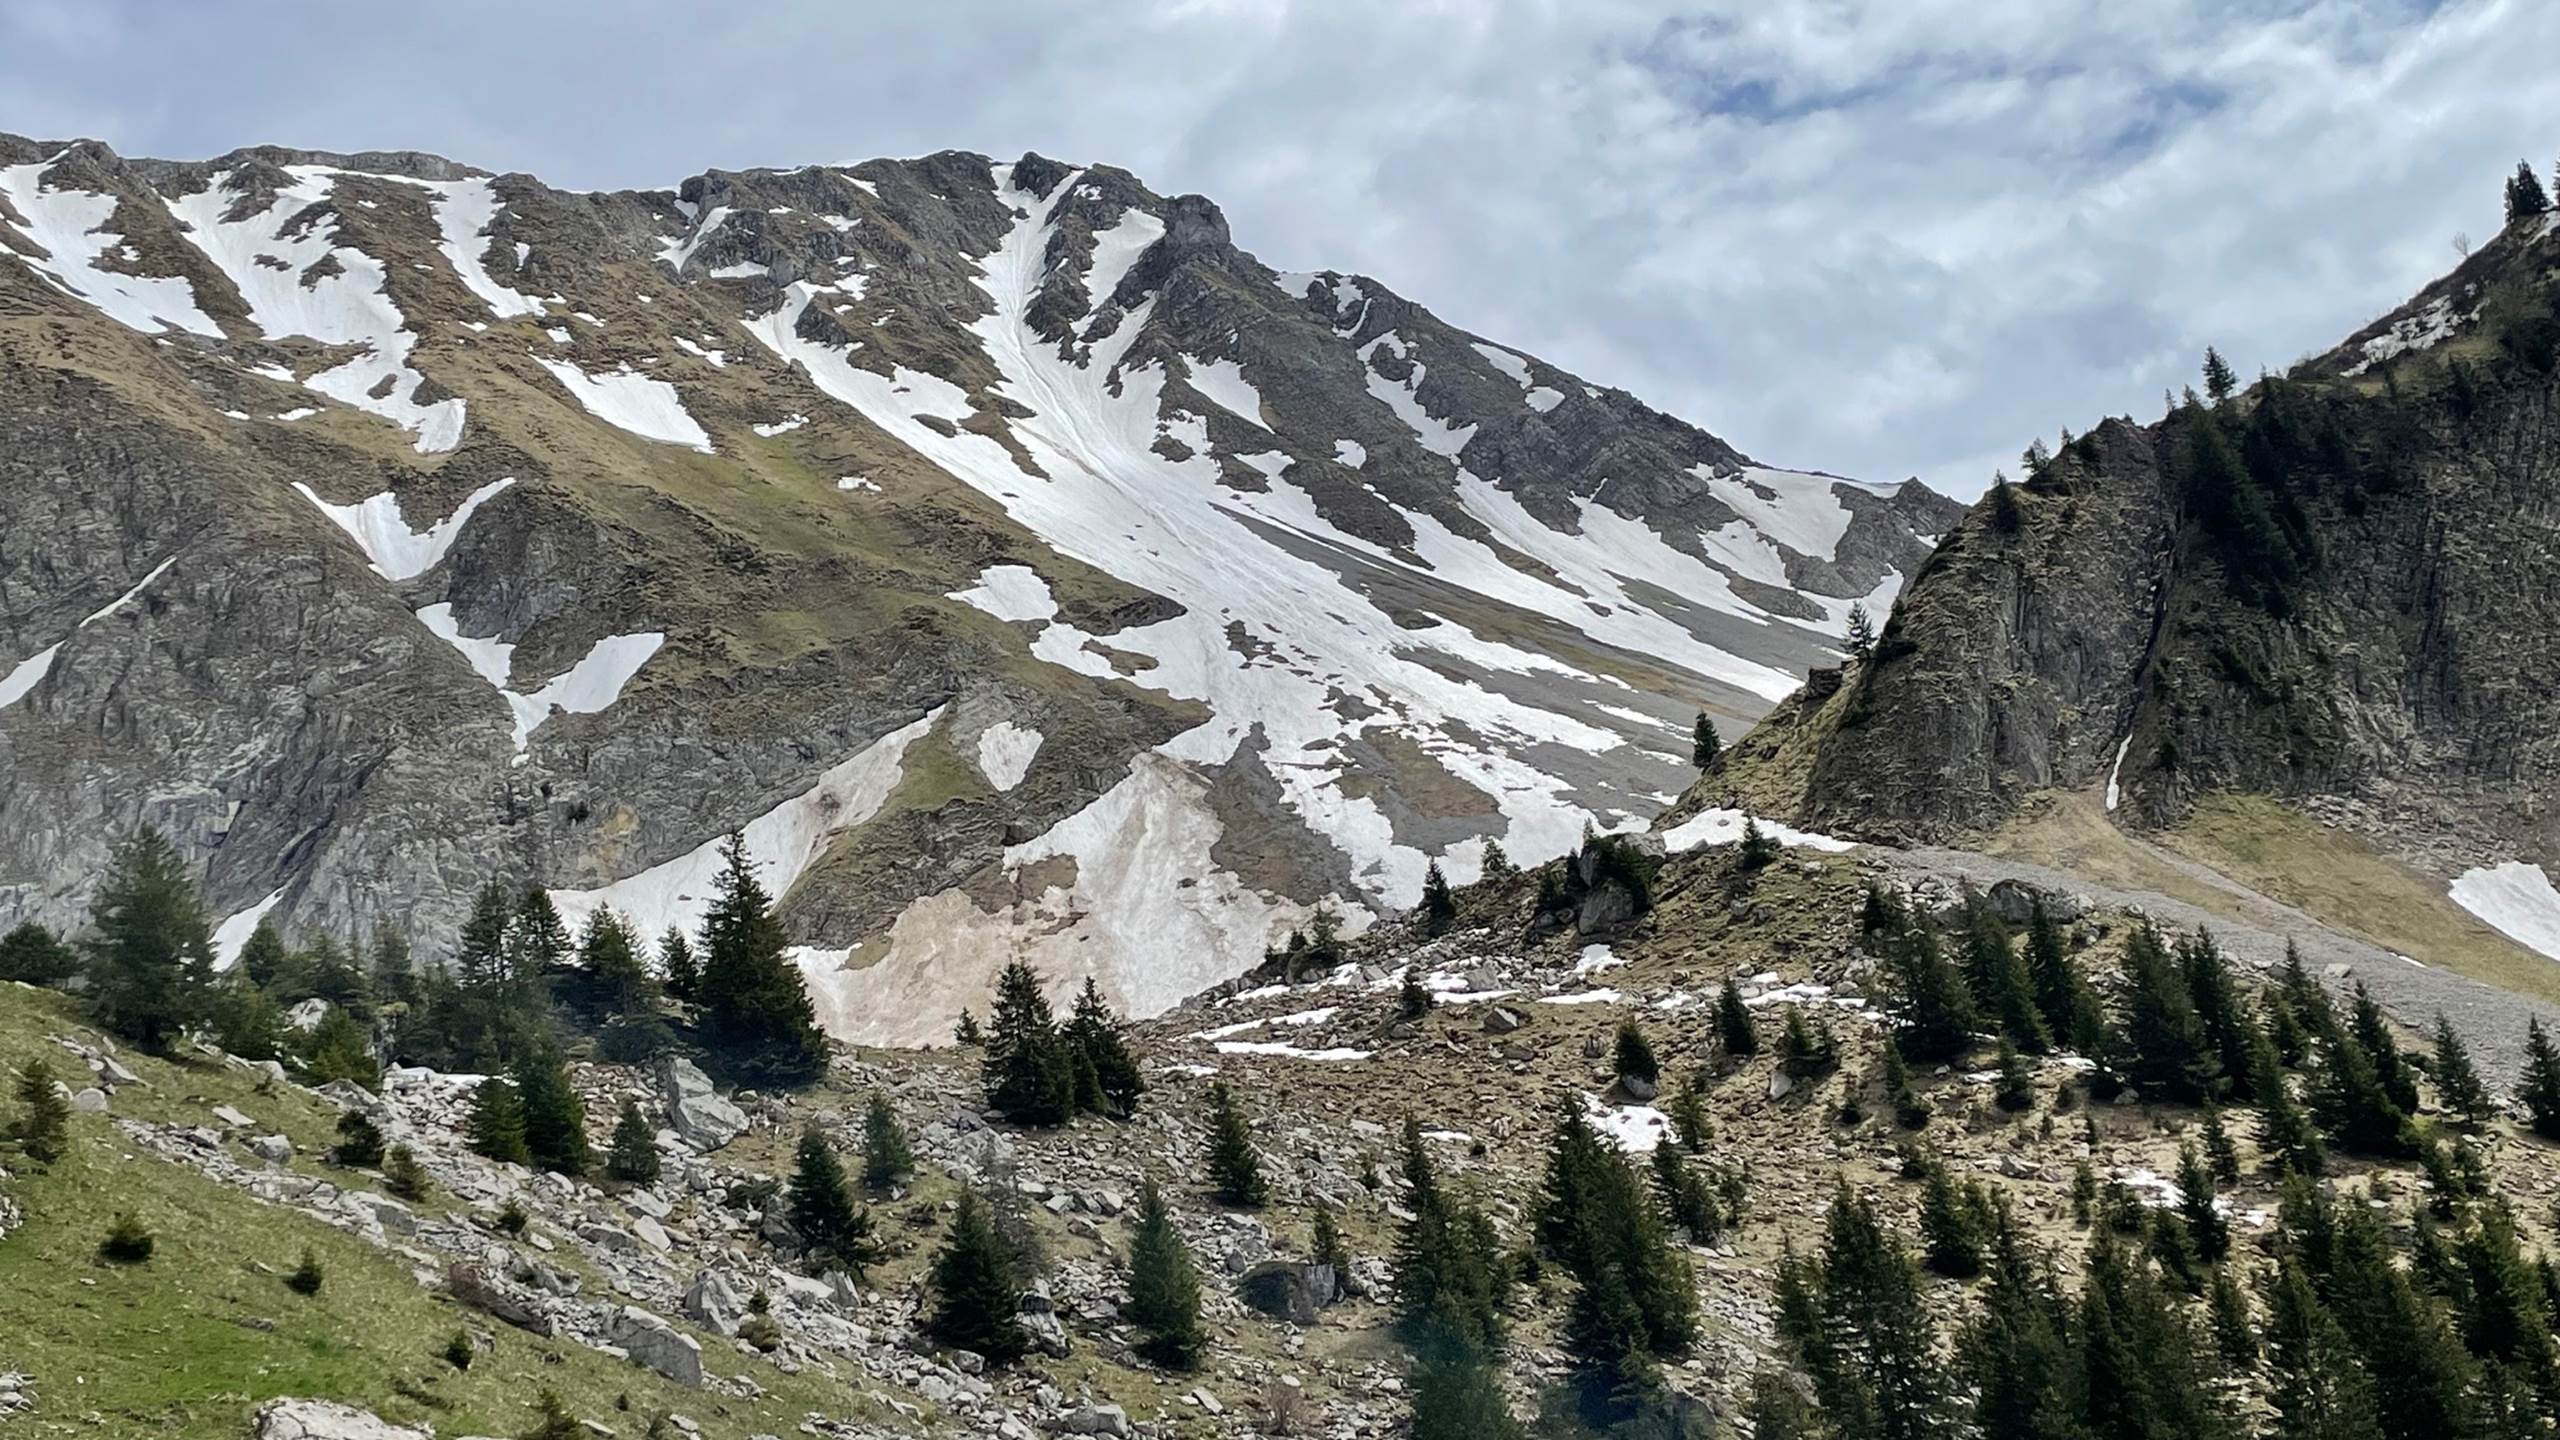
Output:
[[211, 1104, 255, 1128], [1481, 1006, 1525, 1034], [69, 1088, 108, 1114], [253, 1398, 433, 1440], [682, 1268, 747, 1337], [1053, 1403, 1131, 1437], [247, 1133, 295, 1163], [1984, 878, 2083, 926], [610, 1304, 703, 1386], [1236, 1261, 1339, 1324], [1619, 1075, 1660, 1103], [659, 1056, 748, 1151]]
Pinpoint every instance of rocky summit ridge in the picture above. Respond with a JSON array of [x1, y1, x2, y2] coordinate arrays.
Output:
[[0, 134, 1955, 1043]]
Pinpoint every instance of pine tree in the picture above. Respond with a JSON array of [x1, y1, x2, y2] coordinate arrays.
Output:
[[2347, 984, 2420, 1114], [927, 1188, 1026, 1362], [1419, 860, 1457, 935], [1716, 975, 1759, 1058], [982, 960, 1074, 1126], [575, 905, 653, 1019], [861, 1091, 914, 1191], [1669, 1073, 1713, 1152], [2506, 160, 2553, 226], [789, 1125, 880, 1279], [1478, 840, 1515, 884], [1391, 1115, 1510, 1354], [1613, 1020, 1659, 1094], [1691, 712, 1722, 770], [1312, 1202, 1348, 1273], [2176, 1142, 2229, 1262], [1845, 602, 1876, 660], [331, 1110, 385, 1168], [2207, 1265, 2257, 1369], [1778, 1183, 1947, 1440], [605, 1099, 659, 1183], [1205, 1081, 1268, 1207], [9, 1058, 71, 1164], [384, 1144, 432, 1201], [697, 832, 830, 1088], [953, 1009, 984, 1047], [286, 1246, 325, 1296], [0, 920, 79, 986], [466, 1077, 531, 1165], [1993, 1036, 2034, 1112], [512, 1044, 589, 1175], [1409, 1334, 1521, 1440], [1960, 897, 2047, 1052], [1884, 926, 1975, 1063], [658, 927, 699, 1001], [2432, 1014, 2496, 1131], [1396, 969, 1433, 1021], [1536, 1101, 1697, 1399], [2201, 1104, 2241, 1185], [2203, 346, 2238, 405], [505, 886, 572, 982], [1737, 816, 1779, 870], [2523, 1018, 2560, 1140], [1919, 1160, 1984, 1279], [301, 1006, 379, 1087], [83, 826, 215, 1050], [2025, 901, 2098, 1051], [1963, 1196, 2070, 1437], [2251, 1030, 2325, 1175], [1651, 1143, 1720, 1241], [1062, 978, 1144, 1119], [1125, 1179, 1206, 1367], [2261, 1257, 2381, 1440], [237, 919, 292, 992], [2178, 929, 2257, 1100], [1989, 470, 2023, 534], [2120, 922, 2217, 1102]]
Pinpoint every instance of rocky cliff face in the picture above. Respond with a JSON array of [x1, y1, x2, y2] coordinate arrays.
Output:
[[1724, 212, 2560, 891], [0, 135, 1956, 1041]]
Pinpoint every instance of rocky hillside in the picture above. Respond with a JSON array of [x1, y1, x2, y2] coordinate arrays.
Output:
[[1692, 207, 2560, 971], [0, 135, 1956, 1043]]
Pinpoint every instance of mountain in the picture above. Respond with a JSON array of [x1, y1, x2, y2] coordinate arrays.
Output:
[[0, 135, 1955, 1042], [1687, 207, 2560, 976]]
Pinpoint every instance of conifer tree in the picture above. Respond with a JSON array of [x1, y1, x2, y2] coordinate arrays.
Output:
[[8, 1058, 71, 1164], [1860, 883, 1908, 938], [2432, 1013, 2496, 1131], [1396, 969, 1433, 1021], [512, 1044, 589, 1175], [1777, 1183, 1947, 1440], [789, 1126, 880, 1278], [1478, 840, 1515, 884], [698, 832, 830, 1087], [2120, 922, 2217, 1102], [1419, 860, 1457, 935], [2207, 1265, 2257, 1370], [1716, 975, 1759, 1058], [2178, 928, 2257, 1100], [605, 1099, 659, 1183], [2347, 984, 2420, 1114], [2261, 1257, 2381, 1440], [575, 905, 653, 1019], [2311, 1017, 2415, 1157], [1391, 1115, 1510, 1354], [953, 1009, 985, 1047], [2025, 901, 2098, 1051], [384, 1143, 432, 1201], [295, 934, 371, 1017], [2506, 160, 2552, 225], [331, 1110, 385, 1168], [2202, 346, 2238, 405], [1884, 926, 1975, 1063], [1669, 1073, 1713, 1152], [286, 1246, 325, 1296], [1989, 470, 2023, 533], [455, 881, 515, 990], [658, 927, 699, 1001], [1964, 1196, 2070, 1436], [1691, 712, 1721, 770], [1881, 1044, 1930, 1129], [302, 1005, 379, 1087], [1651, 1143, 1720, 1241], [1919, 1160, 1984, 1279], [2450, 1202, 2558, 1381], [1536, 1101, 1697, 1397], [2057, 1232, 2229, 1440], [2324, 1202, 2481, 1440], [0, 920, 78, 986], [927, 1188, 1027, 1362], [2251, 1030, 2325, 1175], [1845, 602, 1875, 660], [467, 1076, 532, 1165], [2176, 1142, 2229, 1262], [1613, 1020, 1659, 1094], [1961, 897, 2048, 1051], [506, 886, 572, 982], [1410, 1335, 1521, 1440], [982, 959, 1074, 1125], [1993, 1035, 2034, 1112], [861, 1090, 914, 1191], [208, 975, 287, 1062], [1312, 1202, 1347, 1273], [2276, 940, 2335, 1045], [83, 826, 215, 1050], [2523, 1018, 2560, 1140], [1062, 978, 1144, 1118], [237, 918, 292, 993], [2200, 1104, 2241, 1185], [1125, 1180, 1206, 1367], [1205, 1081, 1268, 1207], [1737, 815, 1780, 869]]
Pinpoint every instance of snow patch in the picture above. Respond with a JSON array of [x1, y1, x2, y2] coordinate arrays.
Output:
[[291, 478, 516, 581], [0, 158, 220, 336], [975, 720, 1042, 791], [535, 358, 713, 452], [211, 889, 288, 971], [2450, 861, 2560, 962], [1184, 355, 1269, 430], [1582, 1094, 1674, 1155], [1659, 807, 1853, 854], [0, 555, 177, 708]]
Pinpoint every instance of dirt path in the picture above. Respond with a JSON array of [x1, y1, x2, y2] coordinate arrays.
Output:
[[1885, 840, 2560, 1090]]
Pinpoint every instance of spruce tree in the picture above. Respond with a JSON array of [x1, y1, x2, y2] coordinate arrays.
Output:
[[1312, 1203, 1347, 1273], [512, 1044, 589, 1175], [1419, 859, 1457, 935], [927, 1188, 1026, 1362], [1963, 1196, 2070, 1437], [1613, 1020, 1659, 1094], [0, 920, 78, 986], [789, 1126, 879, 1278], [2506, 160, 2553, 225], [2261, 1257, 2382, 1440], [286, 1246, 325, 1296], [2176, 1141, 2229, 1262], [2311, 1018, 2415, 1157], [1884, 926, 1975, 1063], [2251, 1030, 2326, 1175], [861, 1090, 914, 1191], [2202, 346, 2237, 405], [2178, 928, 2257, 1100], [575, 905, 653, 1020], [1691, 713, 1721, 770], [1993, 1035, 2034, 1112], [2025, 901, 2096, 1050], [467, 1076, 532, 1165], [331, 1110, 385, 1168], [2432, 1013, 2496, 1131], [1478, 840, 1515, 884], [1651, 1143, 1720, 1241], [2523, 1018, 2560, 1140], [9, 1058, 71, 1164], [1125, 1179, 1206, 1367], [953, 1009, 984, 1047], [2057, 1232, 2230, 1440], [83, 826, 215, 1050], [1989, 471, 2023, 533], [1669, 1073, 1713, 1152], [2347, 984, 2420, 1114], [1396, 969, 1433, 1021], [1919, 1160, 1984, 1278], [1062, 978, 1144, 1118], [1716, 975, 1759, 1058], [1205, 1081, 1268, 1207], [2206, 1265, 2258, 1369], [658, 927, 699, 1001], [237, 918, 292, 993], [697, 832, 830, 1088], [605, 1099, 659, 1183], [1536, 1101, 1696, 1394], [2324, 1202, 2481, 1440], [384, 1144, 432, 1201], [1410, 1334, 1521, 1440], [2120, 922, 2217, 1102], [1391, 1115, 1510, 1354], [2200, 1104, 2241, 1185], [1778, 1183, 1946, 1440], [1737, 816, 1780, 869], [982, 960, 1074, 1125], [506, 886, 572, 981], [208, 976, 287, 1062], [302, 1006, 379, 1087], [1845, 602, 1875, 660], [2450, 1202, 2558, 1380]]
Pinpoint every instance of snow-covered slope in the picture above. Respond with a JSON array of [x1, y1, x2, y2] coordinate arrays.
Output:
[[0, 135, 1955, 1042]]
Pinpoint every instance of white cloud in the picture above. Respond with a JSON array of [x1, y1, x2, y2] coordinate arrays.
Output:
[[4, 0, 2553, 496]]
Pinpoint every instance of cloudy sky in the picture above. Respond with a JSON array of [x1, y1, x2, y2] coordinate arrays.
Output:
[[6, 0, 2554, 496]]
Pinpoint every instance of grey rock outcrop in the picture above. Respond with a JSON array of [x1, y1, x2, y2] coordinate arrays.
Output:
[[609, 1304, 704, 1387], [659, 1057, 747, 1151]]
